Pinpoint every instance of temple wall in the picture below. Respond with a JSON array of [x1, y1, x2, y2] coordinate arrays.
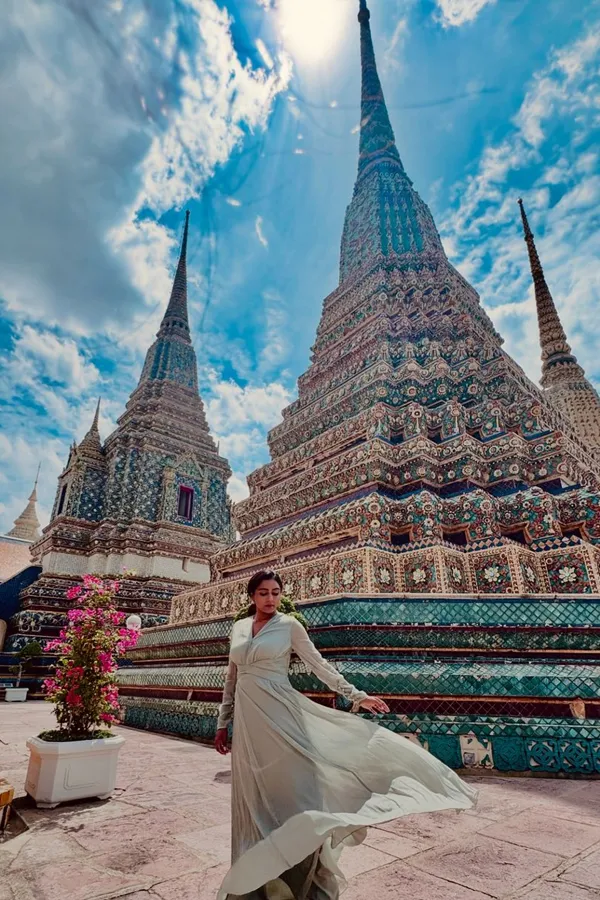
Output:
[[40, 549, 210, 583]]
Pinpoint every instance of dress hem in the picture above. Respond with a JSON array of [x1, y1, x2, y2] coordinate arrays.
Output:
[[217, 783, 477, 899]]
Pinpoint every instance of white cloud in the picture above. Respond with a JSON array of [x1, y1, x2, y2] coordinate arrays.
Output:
[[203, 375, 292, 504], [384, 14, 410, 72], [133, 2, 291, 217], [434, 0, 496, 28], [259, 290, 290, 375], [4, 326, 99, 395], [255, 215, 269, 248], [515, 31, 600, 148], [206, 378, 290, 433], [0, 0, 291, 333], [256, 38, 274, 70], [228, 472, 250, 504], [440, 22, 600, 388]]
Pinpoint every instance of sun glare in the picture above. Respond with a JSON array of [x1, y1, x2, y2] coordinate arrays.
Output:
[[278, 0, 346, 65]]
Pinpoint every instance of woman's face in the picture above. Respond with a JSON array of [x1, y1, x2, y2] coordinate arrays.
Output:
[[251, 578, 282, 616]]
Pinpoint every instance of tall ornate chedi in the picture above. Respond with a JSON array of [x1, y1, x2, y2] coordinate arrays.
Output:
[[519, 198, 600, 452], [10, 213, 233, 655], [120, 2, 600, 775]]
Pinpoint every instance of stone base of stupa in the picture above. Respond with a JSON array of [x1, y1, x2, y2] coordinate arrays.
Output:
[[119, 576, 600, 776]]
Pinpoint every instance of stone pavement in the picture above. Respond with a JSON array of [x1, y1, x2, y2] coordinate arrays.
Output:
[[1, 703, 599, 900]]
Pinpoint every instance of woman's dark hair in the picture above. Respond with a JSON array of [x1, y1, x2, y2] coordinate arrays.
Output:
[[245, 570, 283, 616]]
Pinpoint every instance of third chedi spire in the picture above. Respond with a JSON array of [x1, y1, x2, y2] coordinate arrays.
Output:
[[519, 198, 600, 451]]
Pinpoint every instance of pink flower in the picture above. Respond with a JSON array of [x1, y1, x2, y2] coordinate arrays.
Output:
[[65, 666, 85, 682], [65, 689, 83, 707], [97, 651, 115, 673], [67, 609, 85, 623], [82, 574, 102, 588], [66, 585, 83, 600], [102, 685, 119, 703]]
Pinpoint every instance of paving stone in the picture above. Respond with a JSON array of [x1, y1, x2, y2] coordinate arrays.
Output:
[[0, 884, 15, 900], [560, 849, 600, 891], [151, 865, 230, 900], [120, 789, 210, 811], [69, 809, 194, 853], [407, 834, 562, 897], [18, 798, 146, 830], [174, 822, 231, 865], [342, 859, 492, 900], [93, 838, 217, 880], [362, 826, 425, 859], [377, 807, 489, 849], [6, 859, 152, 900], [0, 828, 86, 872], [463, 778, 572, 823], [177, 796, 232, 829], [520, 880, 600, 899], [523, 797, 600, 829], [339, 842, 397, 878], [480, 808, 600, 857], [3, 703, 600, 900], [112, 893, 159, 900]]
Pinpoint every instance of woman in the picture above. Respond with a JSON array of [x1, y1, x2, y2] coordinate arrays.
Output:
[[215, 571, 476, 900]]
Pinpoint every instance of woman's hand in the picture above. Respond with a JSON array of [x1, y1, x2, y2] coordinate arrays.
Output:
[[215, 727, 230, 755], [359, 696, 390, 714]]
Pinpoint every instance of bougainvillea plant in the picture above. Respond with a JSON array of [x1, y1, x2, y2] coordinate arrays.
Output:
[[42, 575, 139, 741]]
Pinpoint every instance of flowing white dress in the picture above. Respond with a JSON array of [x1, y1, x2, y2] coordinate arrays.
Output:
[[216, 612, 477, 900]]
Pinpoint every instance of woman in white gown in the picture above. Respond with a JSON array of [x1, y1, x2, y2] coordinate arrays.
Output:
[[214, 571, 477, 900]]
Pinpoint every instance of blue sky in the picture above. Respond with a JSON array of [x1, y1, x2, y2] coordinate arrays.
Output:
[[1, 0, 599, 532]]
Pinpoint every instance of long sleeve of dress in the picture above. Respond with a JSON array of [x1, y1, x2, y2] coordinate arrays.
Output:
[[217, 660, 237, 730], [290, 618, 368, 712]]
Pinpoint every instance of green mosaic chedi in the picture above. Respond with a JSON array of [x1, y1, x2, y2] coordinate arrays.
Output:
[[120, 0, 600, 775], [9, 213, 233, 664]]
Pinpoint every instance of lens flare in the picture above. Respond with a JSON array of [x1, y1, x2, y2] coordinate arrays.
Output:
[[278, 0, 346, 65]]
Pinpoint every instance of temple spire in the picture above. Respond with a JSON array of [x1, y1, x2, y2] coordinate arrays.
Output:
[[518, 199, 580, 386], [158, 209, 191, 343], [519, 198, 600, 451], [7, 468, 42, 542], [339, 0, 445, 283], [78, 397, 104, 458], [357, 0, 404, 179], [132, 209, 199, 391]]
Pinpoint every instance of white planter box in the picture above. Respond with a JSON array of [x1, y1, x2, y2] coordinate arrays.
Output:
[[5, 687, 29, 702], [25, 734, 125, 808]]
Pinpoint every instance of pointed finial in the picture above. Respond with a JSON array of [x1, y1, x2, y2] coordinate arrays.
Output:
[[157, 210, 191, 341], [356, 0, 402, 179], [29, 463, 41, 502], [518, 198, 579, 384], [518, 197, 600, 445], [77, 398, 104, 457], [8, 469, 42, 542], [518, 198, 533, 240]]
